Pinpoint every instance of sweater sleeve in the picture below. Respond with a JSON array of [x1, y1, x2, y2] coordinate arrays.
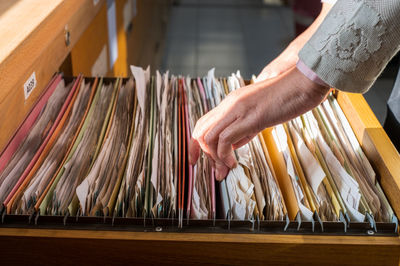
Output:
[[299, 0, 400, 93]]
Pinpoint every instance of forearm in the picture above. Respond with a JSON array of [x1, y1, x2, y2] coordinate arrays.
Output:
[[255, 67, 329, 130]]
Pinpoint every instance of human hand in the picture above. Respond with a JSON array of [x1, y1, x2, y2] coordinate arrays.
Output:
[[189, 67, 330, 181]]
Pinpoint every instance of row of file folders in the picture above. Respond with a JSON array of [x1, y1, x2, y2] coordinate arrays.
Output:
[[0, 66, 397, 231]]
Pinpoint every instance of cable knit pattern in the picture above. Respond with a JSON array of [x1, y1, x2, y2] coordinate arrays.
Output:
[[300, 0, 400, 93]]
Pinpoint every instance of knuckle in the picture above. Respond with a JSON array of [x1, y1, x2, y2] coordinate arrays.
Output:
[[204, 132, 214, 145], [192, 126, 201, 139], [198, 134, 206, 147], [219, 131, 230, 143]]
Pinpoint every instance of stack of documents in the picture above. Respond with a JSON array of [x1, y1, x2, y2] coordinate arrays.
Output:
[[0, 67, 395, 229]]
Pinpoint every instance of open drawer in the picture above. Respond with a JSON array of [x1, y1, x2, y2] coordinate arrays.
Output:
[[0, 76, 399, 265]]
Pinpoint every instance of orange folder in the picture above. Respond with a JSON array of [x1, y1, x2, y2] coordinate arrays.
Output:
[[262, 127, 299, 220]]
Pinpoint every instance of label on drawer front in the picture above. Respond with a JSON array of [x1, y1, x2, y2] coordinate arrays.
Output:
[[93, 0, 99, 6], [24, 72, 37, 100]]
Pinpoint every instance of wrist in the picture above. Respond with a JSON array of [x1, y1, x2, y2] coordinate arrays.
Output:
[[296, 60, 328, 87], [295, 67, 330, 105], [250, 67, 329, 131]]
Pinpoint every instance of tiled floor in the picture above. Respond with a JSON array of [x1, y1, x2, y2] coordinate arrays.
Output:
[[161, 0, 294, 78], [161, 0, 397, 124]]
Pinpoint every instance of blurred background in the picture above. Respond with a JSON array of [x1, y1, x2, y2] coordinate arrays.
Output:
[[160, 0, 294, 78]]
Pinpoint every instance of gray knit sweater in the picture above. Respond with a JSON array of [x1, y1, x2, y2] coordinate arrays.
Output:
[[299, 0, 400, 93]]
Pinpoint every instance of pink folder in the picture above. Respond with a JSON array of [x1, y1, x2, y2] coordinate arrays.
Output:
[[0, 74, 62, 174], [3, 76, 81, 206], [183, 79, 193, 219]]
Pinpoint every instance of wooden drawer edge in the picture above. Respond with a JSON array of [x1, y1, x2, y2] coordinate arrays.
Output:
[[0, 228, 399, 246], [337, 91, 400, 218]]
